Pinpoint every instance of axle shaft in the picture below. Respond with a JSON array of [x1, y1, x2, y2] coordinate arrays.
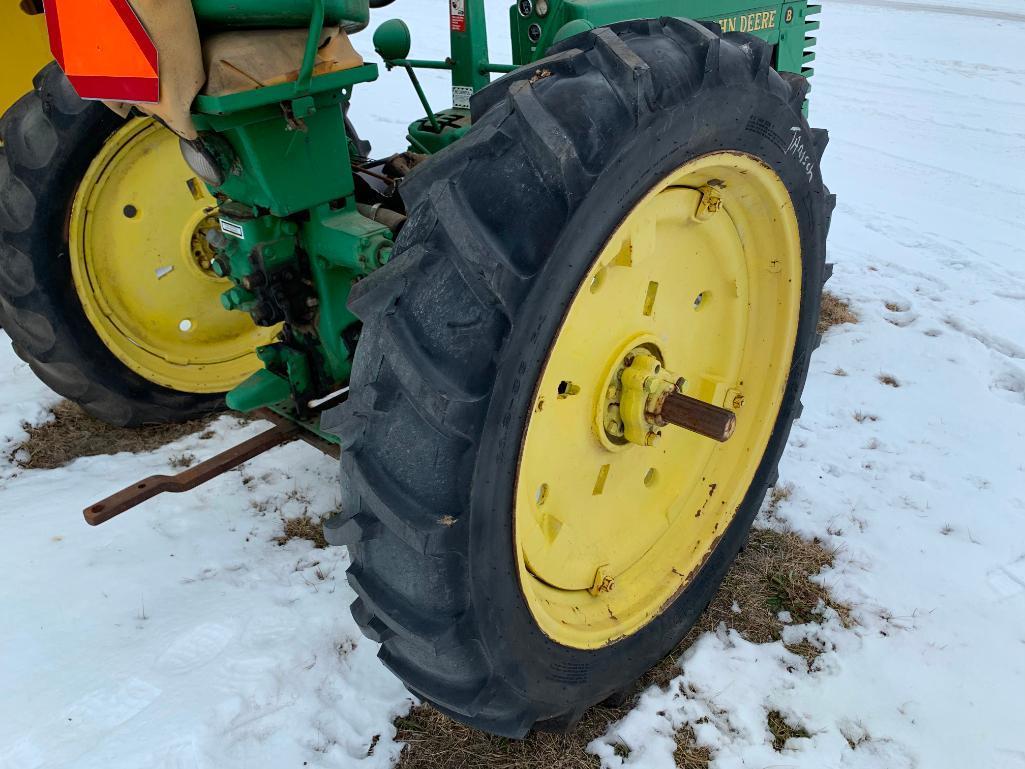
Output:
[[657, 392, 737, 443]]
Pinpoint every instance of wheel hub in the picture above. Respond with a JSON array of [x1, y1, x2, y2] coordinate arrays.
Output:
[[600, 345, 685, 448], [188, 216, 221, 277]]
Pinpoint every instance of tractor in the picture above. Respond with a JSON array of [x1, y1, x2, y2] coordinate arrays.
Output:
[[0, 0, 834, 737]]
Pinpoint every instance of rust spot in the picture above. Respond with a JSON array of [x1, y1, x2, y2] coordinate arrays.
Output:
[[658, 530, 727, 615]]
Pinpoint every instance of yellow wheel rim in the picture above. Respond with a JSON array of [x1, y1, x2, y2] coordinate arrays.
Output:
[[69, 118, 276, 393], [515, 152, 803, 649]]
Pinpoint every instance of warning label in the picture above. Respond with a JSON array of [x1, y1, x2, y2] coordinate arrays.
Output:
[[450, 0, 466, 32]]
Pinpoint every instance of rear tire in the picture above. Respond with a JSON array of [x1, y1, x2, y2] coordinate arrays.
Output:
[[0, 64, 226, 426], [326, 19, 832, 736]]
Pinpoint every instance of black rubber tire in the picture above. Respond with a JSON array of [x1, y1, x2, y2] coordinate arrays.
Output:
[[326, 18, 833, 737], [0, 63, 225, 426]]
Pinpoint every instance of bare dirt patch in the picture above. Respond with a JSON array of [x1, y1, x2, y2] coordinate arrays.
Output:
[[818, 291, 859, 334], [11, 401, 215, 470], [394, 502, 850, 769]]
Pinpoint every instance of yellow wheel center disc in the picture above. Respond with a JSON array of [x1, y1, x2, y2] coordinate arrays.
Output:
[[514, 152, 802, 649], [70, 118, 277, 394]]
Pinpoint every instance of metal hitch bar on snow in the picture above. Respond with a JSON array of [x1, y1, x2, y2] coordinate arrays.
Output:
[[82, 410, 338, 526]]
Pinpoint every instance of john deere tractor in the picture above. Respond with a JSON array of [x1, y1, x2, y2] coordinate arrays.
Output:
[[0, 0, 833, 737]]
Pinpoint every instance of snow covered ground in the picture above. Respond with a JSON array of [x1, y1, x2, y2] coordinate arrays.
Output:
[[2, 2, 1023, 768]]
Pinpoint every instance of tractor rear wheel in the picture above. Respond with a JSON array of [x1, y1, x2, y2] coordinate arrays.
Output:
[[328, 19, 833, 736], [0, 64, 275, 426]]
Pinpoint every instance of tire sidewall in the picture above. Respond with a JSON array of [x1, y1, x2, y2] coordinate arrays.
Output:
[[468, 84, 826, 712]]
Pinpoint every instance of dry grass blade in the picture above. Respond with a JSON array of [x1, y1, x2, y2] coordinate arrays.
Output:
[[818, 291, 858, 334], [11, 401, 215, 470], [394, 518, 851, 768]]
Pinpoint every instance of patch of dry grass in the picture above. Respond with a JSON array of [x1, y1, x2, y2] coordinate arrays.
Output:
[[767, 710, 811, 750], [818, 291, 858, 335], [394, 505, 850, 769], [877, 374, 900, 388], [11, 401, 214, 470], [275, 514, 328, 549], [674, 726, 714, 769]]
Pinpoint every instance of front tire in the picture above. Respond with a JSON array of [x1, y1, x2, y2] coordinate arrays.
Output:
[[327, 19, 833, 736]]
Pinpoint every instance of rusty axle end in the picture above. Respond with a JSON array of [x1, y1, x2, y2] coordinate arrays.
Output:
[[656, 392, 737, 443]]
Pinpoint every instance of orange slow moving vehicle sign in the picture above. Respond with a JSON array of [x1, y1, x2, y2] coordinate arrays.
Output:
[[42, 0, 159, 102]]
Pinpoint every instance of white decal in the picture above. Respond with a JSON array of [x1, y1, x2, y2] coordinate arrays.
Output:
[[453, 86, 474, 110], [219, 219, 245, 239], [787, 126, 815, 182]]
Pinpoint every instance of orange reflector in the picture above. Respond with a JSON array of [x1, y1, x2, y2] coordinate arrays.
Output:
[[43, 0, 159, 103]]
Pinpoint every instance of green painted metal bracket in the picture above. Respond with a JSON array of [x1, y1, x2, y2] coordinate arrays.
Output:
[[193, 65, 378, 118], [296, 0, 327, 95]]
